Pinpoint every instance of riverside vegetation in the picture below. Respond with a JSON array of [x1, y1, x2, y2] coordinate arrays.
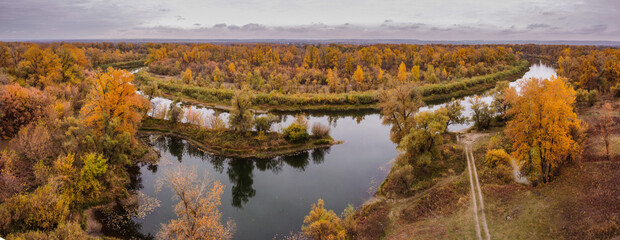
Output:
[[295, 47, 619, 240], [0, 41, 619, 239]]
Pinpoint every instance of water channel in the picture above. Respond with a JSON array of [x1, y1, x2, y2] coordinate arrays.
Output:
[[107, 61, 556, 239]]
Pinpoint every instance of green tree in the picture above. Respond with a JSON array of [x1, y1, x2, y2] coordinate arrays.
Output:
[[469, 96, 492, 130], [490, 81, 510, 118], [76, 153, 108, 204], [253, 114, 278, 132], [168, 98, 184, 124], [398, 109, 449, 166], [442, 98, 466, 131]]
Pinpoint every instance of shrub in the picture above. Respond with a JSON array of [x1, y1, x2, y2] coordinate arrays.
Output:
[[379, 156, 416, 198], [311, 123, 330, 138], [612, 84, 620, 97], [167, 99, 184, 124], [484, 149, 511, 167], [184, 108, 204, 126], [254, 114, 278, 132], [283, 123, 309, 143], [495, 164, 514, 183], [400, 184, 459, 221], [313, 139, 331, 145], [229, 90, 254, 132], [587, 89, 598, 106], [302, 199, 346, 240], [346, 200, 390, 240], [575, 89, 588, 105], [0, 84, 51, 138]]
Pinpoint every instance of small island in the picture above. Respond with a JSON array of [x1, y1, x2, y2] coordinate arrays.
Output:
[[139, 90, 341, 158]]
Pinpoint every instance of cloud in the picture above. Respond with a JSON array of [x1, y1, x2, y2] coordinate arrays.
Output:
[[578, 24, 608, 34], [0, 0, 164, 39], [527, 24, 551, 30], [0, 0, 619, 41]]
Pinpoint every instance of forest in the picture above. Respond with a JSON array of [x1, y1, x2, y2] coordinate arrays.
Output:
[[0, 41, 619, 239]]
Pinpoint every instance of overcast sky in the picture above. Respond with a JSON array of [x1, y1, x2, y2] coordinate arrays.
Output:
[[1, 0, 619, 40]]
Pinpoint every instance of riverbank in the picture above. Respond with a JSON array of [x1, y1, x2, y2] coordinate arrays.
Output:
[[136, 60, 529, 112], [139, 117, 342, 159], [372, 98, 620, 239], [96, 59, 146, 70]]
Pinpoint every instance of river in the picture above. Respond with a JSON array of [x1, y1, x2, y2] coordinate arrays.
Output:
[[105, 61, 556, 239]]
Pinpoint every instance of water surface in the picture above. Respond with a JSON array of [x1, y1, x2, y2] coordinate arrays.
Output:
[[113, 61, 556, 239]]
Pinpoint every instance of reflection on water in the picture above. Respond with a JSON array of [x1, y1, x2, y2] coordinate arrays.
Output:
[[129, 111, 397, 240], [111, 61, 556, 240], [149, 136, 328, 209]]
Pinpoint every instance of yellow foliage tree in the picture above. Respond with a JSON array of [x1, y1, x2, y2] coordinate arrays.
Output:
[[181, 68, 193, 84], [397, 62, 407, 83], [302, 199, 346, 240], [18, 46, 62, 88], [505, 77, 581, 183], [82, 67, 147, 137], [353, 65, 364, 89], [411, 65, 420, 82], [326, 68, 340, 93]]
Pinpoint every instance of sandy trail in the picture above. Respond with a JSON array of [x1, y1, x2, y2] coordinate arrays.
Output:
[[459, 134, 491, 240]]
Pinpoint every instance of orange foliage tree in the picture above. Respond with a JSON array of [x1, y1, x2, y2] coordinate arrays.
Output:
[[505, 77, 582, 183], [0, 84, 51, 138], [81, 67, 147, 137]]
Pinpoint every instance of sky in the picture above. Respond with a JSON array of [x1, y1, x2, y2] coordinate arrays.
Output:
[[1, 0, 619, 41]]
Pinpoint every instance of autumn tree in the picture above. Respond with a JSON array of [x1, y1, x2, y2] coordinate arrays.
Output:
[[81, 67, 147, 137], [398, 108, 449, 166], [55, 44, 88, 84], [0, 84, 51, 138], [397, 62, 407, 83], [302, 199, 346, 240], [228, 90, 253, 132], [410, 65, 420, 82], [505, 77, 581, 183], [158, 166, 235, 240], [443, 98, 466, 131], [326, 68, 340, 93], [353, 65, 364, 89], [469, 96, 492, 130], [168, 98, 184, 124], [253, 114, 278, 132], [490, 81, 510, 118], [75, 153, 108, 204], [378, 85, 424, 143], [577, 57, 598, 90], [598, 103, 615, 161], [181, 68, 193, 84], [17, 46, 62, 88]]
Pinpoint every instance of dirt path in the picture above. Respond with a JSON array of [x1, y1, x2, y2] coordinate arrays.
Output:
[[459, 133, 491, 240]]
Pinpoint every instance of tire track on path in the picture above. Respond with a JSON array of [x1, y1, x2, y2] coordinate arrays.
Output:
[[469, 144, 491, 240], [460, 134, 491, 240], [465, 144, 482, 240]]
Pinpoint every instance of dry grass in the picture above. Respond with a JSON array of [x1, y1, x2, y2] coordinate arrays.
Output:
[[383, 98, 620, 239]]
